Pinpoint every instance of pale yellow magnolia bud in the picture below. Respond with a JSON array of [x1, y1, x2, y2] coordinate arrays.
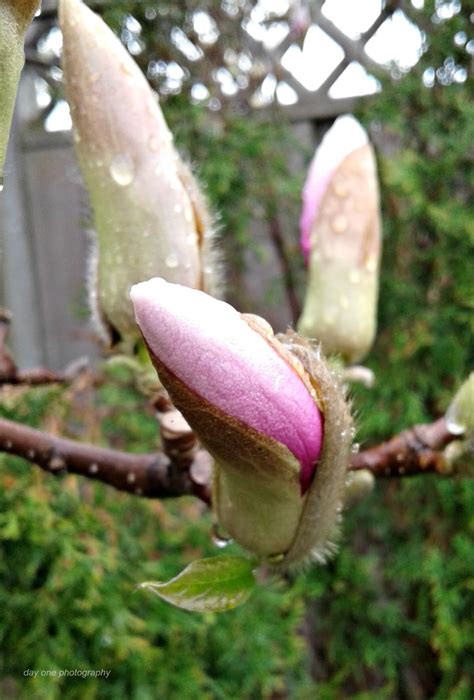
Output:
[[0, 0, 40, 182], [59, 0, 218, 346], [298, 116, 382, 363]]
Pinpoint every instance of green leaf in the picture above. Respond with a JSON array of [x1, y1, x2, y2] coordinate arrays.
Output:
[[138, 556, 256, 613]]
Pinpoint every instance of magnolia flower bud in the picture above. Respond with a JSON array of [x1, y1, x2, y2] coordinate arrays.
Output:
[[297, 115, 382, 363], [131, 278, 353, 568], [59, 0, 218, 346], [0, 0, 39, 182]]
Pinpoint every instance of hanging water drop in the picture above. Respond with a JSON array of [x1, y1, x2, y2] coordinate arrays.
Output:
[[211, 523, 232, 548], [109, 154, 134, 186], [445, 405, 466, 435]]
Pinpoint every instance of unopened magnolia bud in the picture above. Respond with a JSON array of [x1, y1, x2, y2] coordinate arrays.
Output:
[[59, 0, 218, 346], [297, 115, 382, 363], [0, 0, 39, 182], [131, 278, 353, 568]]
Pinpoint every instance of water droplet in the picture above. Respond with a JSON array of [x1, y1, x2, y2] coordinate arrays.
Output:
[[267, 552, 285, 564], [351, 442, 360, 454], [109, 154, 135, 186], [211, 523, 232, 548], [331, 215, 347, 234], [165, 253, 179, 268], [365, 256, 377, 272], [148, 135, 159, 152], [445, 406, 466, 435], [120, 62, 134, 77], [49, 456, 66, 471], [333, 182, 348, 197], [349, 269, 360, 284]]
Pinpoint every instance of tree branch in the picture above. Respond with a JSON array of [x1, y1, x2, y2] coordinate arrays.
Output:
[[0, 415, 459, 510], [349, 417, 455, 477], [0, 417, 211, 503]]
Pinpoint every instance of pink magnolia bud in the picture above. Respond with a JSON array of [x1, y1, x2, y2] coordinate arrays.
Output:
[[131, 278, 352, 567], [59, 0, 217, 346], [298, 115, 382, 363], [0, 0, 40, 182]]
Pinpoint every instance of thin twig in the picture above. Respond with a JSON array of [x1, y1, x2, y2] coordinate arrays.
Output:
[[0, 311, 88, 386], [267, 215, 302, 325]]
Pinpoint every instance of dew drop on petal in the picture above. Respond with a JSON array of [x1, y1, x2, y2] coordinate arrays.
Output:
[[109, 154, 135, 186], [349, 269, 360, 284], [365, 256, 377, 272], [165, 252, 179, 268]]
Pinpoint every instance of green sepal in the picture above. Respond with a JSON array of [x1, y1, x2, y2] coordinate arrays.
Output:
[[138, 555, 256, 613]]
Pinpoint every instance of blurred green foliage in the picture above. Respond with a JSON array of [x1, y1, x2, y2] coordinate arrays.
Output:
[[1, 0, 473, 698]]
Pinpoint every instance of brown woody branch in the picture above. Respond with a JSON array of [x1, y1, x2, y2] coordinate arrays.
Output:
[[0, 416, 458, 507], [0, 417, 211, 503], [350, 417, 455, 477]]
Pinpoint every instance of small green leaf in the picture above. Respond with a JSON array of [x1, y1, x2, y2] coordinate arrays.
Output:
[[138, 556, 256, 613]]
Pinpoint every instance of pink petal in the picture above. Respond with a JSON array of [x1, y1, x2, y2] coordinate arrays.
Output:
[[300, 115, 368, 264], [131, 278, 323, 488]]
